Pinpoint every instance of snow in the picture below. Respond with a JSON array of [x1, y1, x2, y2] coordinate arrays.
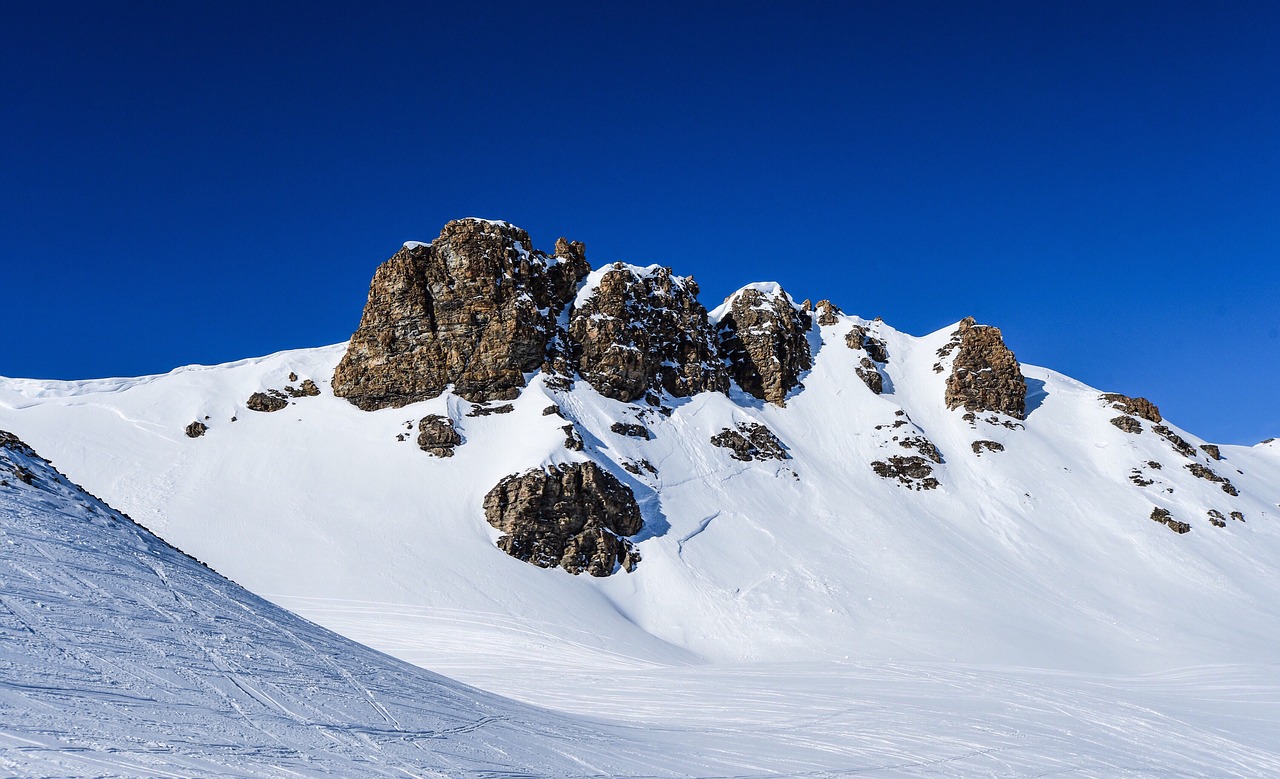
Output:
[[3, 312, 1280, 774], [573, 262, 691, 308], [708, 280, 798, 322], [401, 240, 431, 249]]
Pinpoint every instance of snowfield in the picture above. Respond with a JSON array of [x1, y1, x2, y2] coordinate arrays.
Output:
[[2, 307, 1280, 776]]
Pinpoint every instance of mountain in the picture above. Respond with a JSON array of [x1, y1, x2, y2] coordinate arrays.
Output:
[[2, 217, 1280, 775], [1, 430, 783, 777]]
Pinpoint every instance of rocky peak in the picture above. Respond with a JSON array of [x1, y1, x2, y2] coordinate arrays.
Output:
[[332, 218, 590, 409], [568, 264, 727, 403], [940, 317, 1027, 419], [714, 284, 813, 406]]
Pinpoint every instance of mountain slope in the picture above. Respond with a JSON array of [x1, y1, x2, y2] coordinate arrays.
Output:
[[1, 309, 1277, 685], [0, 432, 741, 778]]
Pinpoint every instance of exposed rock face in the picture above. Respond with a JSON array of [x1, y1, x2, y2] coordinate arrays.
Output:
[[846, 325, 888, 394], [483, 462, 642, 577], [610, 422, 650, 439], [466, 403, 514, 417], [333, 219, 590, 410], [717, 286, 812, 406], [284, 379, 320, 398], [247, 392, 288, 413], [898, 435, 943, 464], [814, 300, 842, 326], [856, 358, 884, 394], [1110, 416, 1143, 434], [1100, 393, 1161, 423], [971, 440, 1004, 455], [1151, 507, 1191, 534], [710, 422, 789, 462], [871, 456, 940, 490], [1208, 510, 1227, 528], [184, 421, 208, 439], [1200, 444, 1222, 461], [561, 424, 584, 451], [569, 264, 726, 403], [1153, 424, 1197, 459], [417, 415, 462, 457], [1186, 463, 1239, 496], [942, 318, 1026, 419]]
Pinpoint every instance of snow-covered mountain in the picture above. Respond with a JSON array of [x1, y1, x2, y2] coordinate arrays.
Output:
[[3, 217, 1280, 774]]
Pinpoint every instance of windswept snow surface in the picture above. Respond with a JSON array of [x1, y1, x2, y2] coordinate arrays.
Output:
[[3, 313, 1280, 775]]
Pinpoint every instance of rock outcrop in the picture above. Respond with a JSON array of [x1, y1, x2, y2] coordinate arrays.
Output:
[[247, 392, 288, 413], [1151, 507, 1191, 534], [710, 422, 789, 462], [1111, 416, 1143, 434], [871, 456, 940, 490], [333, 219, 590, 410], [568, 264, 726, 403], [417, 415, 462, 457], [483, 462, 642, 576], [184, 421, 208, 439], [1100, 393, 1161, 423], [716, 285, 812, 406], [941, 317, 1026, 419], [971, 440, 1004, 455]]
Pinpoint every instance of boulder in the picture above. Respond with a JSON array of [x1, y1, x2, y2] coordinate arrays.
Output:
[[942, 317, 1027, 419], [247, 392, 288, 413], [483, 462, 642, 576], [333, 219, 590, 410], [870, 456, 940, 490], [716, 285, 812, 406], [1150, 507, 1191, 534], [184, 421, 208, 439], [568, 264, 726, 403], [417, 415, 462, 457], [1110, 416, 1143, 434]]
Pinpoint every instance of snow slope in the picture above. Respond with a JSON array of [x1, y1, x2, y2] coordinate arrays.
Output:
[[0, 433, 747, 777], [2, 301, 1280, 774]]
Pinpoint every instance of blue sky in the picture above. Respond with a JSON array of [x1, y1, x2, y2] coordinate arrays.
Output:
[[2, 2, 1276, 443]]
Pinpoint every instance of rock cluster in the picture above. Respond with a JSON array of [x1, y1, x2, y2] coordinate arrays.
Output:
[[898, 435, 943, 463], [710, 422, 789, 462], [1100, 393, 1161, 423], [417, 415, 462, 457], [940, 317, 1026, 419], [971, 440, 1004, 455], [247, 392, 288, 413], [1150, 507, 1191, 534], [333, 219, 589, 410], [482, 462, 642, 576], [716, 286, 812, 406], [1185, 463, 1239, 496], [184, 421, 208, 439], [871, 456, 940, 490], [1199, 444, 1221, 461], [1153, 424, 1197, 459], [846, 325, 888, 395], [813, 299, 842, 326], [569, 265, 726, 403], [609, 422, 650, 439]]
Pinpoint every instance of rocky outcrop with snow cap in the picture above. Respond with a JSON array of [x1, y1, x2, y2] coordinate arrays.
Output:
[[938, 316, 1027, 419], [568, 263, 727, 403], [713, 283, 813, 406], [332, 218, 589, 409]]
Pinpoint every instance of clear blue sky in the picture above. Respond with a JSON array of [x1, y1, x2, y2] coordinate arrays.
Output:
[[3, 2, 1276, 444]]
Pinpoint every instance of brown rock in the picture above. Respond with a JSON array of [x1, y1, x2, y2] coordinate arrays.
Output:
[[971, 440, 1004, 455], [1100, 393, 1162, 423], [569, 264, 727, 403], [856, 357, 884, 394], [466, 403, 514, 417], [871, 456, 940, 490], [417, 415, 462, 457], [184, 421, 208, 439], [717, 286, 812, 406], [1207, 509, 1227, 528], [610, 421, 651, 439], [814, 299, 842, 326], [710, 422, 789, 462], [942, 317, 1027, 419], [562, 424, 584, 451], [483, 462, 643, 576], [1150, 507, 1190, 534], [1199, 444, 1221, 461], [898, 435, 943, 464], [332, 219, 590, 410], [247, 392, 288, 413], [1110, 416, 1143, 434], [1153, 425, 1197, 458]]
